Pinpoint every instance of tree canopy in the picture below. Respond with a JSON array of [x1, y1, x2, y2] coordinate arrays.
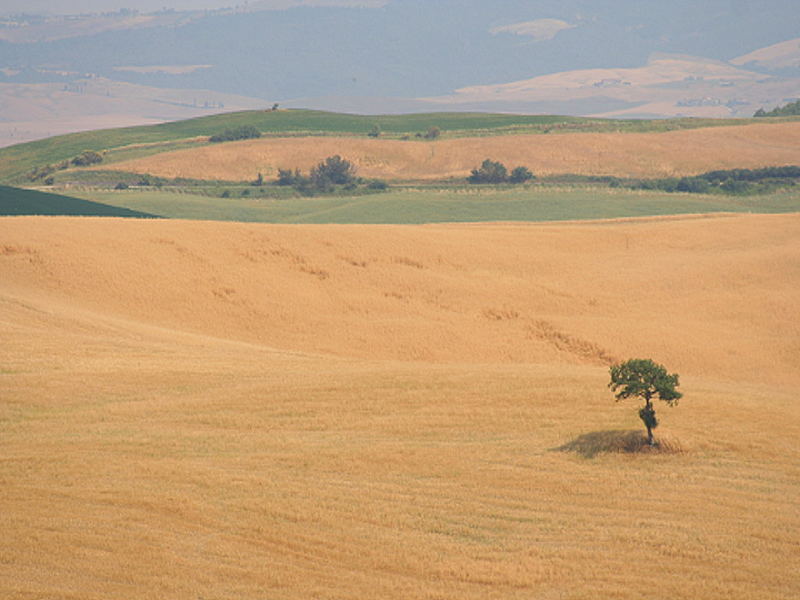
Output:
[[468, 159, 534, 184], [754, 99, 800, 117], [609, 358, 682, 445], [310, 155, 358, 188]]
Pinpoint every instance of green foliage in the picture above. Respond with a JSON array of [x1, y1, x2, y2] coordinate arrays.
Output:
[[609, 358, 682, 445], [469, 159, 509, 184], [209, 125, 261, 143], [754, 99, 800, 117], [676, 177, 711, 194], [367, 179, 388, 191], [509, 166, 535, 184], [423, 126, 441, 140], [310, 155, 358, 188], [274, 157, 387, 196], [71, 150, 104, 167], [468, 160, 534, 184], [629, 166, 800, 196], [609, 359, 682, 405], [277, 168, 303, 186]]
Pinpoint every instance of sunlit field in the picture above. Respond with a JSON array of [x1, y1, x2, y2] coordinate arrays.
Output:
[[96, 121, 800, 181], [2, 213, 798, 599]]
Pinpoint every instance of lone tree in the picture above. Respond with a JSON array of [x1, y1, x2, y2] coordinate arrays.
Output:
[[608, 358, 682, 446], [468, 159, 508, 183], [310, 155, 357, 189]]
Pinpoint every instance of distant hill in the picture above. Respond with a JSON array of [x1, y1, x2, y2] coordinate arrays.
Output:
[[0, 185, 158, 217], [426, 53, 800, 119], [0, 0, 799, 143]]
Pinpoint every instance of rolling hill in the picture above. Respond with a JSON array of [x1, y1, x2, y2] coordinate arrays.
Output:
[[4, 109, 800, 186], [95, 120, 800, 181], [0, 110, 599, 183]]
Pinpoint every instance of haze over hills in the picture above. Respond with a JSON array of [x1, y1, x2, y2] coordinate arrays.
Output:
[[1, 0, 799, 145]]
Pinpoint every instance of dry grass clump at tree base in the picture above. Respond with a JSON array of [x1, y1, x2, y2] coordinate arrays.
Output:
[[555, 430, 684, 458]]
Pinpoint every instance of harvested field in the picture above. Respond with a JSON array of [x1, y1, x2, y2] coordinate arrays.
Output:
[[98, 121, 800, 181], [1, 214, 799, 599]]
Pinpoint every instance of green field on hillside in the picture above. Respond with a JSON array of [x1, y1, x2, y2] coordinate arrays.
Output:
[[0, 109, 784, 184], [71, 186, 800, 224], [0, 185, 157, 218]]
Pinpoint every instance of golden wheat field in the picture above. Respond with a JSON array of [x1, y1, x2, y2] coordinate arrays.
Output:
[[1, 214, 799, 599], [98, 121, 800, 181]]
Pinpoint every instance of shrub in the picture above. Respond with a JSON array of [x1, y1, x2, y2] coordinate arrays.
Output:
[[509, 166, 534, 183], [71, 150, 103, 167], [367, 179, 388, 191], [28, 164, 55, 181], [468, 159, 508, 184], [423, 126, 441, 140], [209, 125, 261, 143], [310, 155, 357, 187], [719, 179, 753, 195], [676, 177, 711, 194], [277, 168, 303, 186]]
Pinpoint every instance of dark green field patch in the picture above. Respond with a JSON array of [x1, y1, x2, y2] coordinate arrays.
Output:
[[0, 185, 158, 218]]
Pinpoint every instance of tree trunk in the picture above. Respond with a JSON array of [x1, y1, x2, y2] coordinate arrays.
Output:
[[639, 399, 658, 446]]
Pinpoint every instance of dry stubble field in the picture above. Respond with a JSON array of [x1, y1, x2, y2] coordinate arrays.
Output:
[[1, 214, 799, 599], [98, 121, 800, 181]]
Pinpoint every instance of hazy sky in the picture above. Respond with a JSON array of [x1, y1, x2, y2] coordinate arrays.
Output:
[[0, 0, 386, 15]]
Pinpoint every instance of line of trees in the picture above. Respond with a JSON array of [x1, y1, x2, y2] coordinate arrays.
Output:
[[28, 149, 105, 183], [754, 99, 800, 117], [274, 155, 387, 194], [209, 125, 261, 143], [624, 165, 800, 195]]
